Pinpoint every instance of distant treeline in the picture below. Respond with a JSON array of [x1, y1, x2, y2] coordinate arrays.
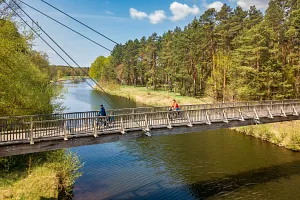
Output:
[[50, 65, 89, 80], [90, 0, 300, 101]]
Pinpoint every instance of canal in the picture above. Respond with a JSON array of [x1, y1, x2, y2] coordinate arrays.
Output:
[[59, 80, 300, 200]]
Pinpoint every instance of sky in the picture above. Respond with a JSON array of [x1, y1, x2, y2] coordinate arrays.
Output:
[[20, 0, 270, 67]]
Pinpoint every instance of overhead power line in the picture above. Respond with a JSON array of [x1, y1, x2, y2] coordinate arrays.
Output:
[[40, 0, 120, 46]]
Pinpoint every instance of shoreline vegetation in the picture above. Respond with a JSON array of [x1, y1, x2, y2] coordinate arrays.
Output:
[[0, 5, 82, 200], [0, 151, 82, 200], [100, 84, 300, 151]]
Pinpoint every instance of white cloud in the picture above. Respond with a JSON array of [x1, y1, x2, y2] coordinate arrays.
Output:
[[149, 10, 167, 24], [170, 1, 200, 21], [206, 1, 224, 11], [129, 8, 148, 19], [105, 10, 114, 15], [237, 0, 269, 10]]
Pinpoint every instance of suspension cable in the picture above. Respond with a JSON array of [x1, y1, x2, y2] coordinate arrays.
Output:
[[18, 0, 112, 52], [10, 0, 122, 109], [5, 0, 115, 109], [40, 0, 120, 45], [24, 0, 257, 121]]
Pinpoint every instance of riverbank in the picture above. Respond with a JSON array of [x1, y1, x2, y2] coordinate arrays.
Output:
[[101, 84, 300, 151], [101, 84, 214, 106], [0, 150, 82, 200]]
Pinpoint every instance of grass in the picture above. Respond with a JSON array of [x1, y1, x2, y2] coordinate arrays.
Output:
[[102, 84, 214, 107], [234, 121, 300, 151], [0, 150, 82, 200], [0, 166, 58, 200]]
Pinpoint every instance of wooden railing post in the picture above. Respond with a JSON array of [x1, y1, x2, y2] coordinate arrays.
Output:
[[63, 120, 68, 141], [144, 114, 150, 132], [167, 113, 172, 129], [120, 117, 125, 134], [30, 118, 34, 145], [93, 118, 98, 137], [267, 107, 273, 118], [292, 105, 299, 116], [223, 110, 228, 123], [205, 110, 211, 125], [239, 108, 244, 121], [281, 106, 287, 117], [253, 108, 259, 120], [186, 112, 193, 127]]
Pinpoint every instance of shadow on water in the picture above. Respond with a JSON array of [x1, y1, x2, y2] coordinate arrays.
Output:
[[107, 160, 300, 199]]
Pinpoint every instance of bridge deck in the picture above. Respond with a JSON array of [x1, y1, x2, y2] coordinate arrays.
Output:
[[0, 101, 299, 157]]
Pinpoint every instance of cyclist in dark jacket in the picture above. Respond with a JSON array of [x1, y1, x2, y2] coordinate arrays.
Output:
[[99, 105, 106, 116], [97, 105, 107, 126]]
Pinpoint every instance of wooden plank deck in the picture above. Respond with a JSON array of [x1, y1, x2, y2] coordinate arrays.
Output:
[[0, 101, 299, 157]]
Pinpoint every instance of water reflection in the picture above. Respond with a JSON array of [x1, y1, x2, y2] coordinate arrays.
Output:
[[59, 80, 300, 200]]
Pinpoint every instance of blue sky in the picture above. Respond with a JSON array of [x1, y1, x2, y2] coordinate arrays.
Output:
[[21, 0, 270, 66]]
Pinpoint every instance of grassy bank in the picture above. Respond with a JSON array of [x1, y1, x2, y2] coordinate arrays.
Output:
[[234, 122, 300, 151], [103, 84, 300, 151], [102, 84, 214, 106], [0, 150, 82, 200]]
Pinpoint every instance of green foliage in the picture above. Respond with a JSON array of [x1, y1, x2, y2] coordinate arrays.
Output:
[[0, 19, 55, 116], [90, 0, 299, 101]]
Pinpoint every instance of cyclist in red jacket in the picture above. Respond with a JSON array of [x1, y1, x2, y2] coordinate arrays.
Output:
[[171, 99, 180, 111]]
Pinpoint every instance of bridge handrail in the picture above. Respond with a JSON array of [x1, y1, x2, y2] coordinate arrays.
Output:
[[0, 99, 299, 121], [14, 102, 300, 124], [0, 102, 299, 145]]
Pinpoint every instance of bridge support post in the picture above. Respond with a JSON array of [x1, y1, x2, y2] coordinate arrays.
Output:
[[30, 120, 34, 145], [280, 107, 287, 117], [93, 119, 98, 137], [167, 113, 172, 129], [239, 108, 244, 121], [223, 110, 228, 123], [292, 105, 298, 116], [144, 114, 150, 132], [253, 108, 260, 120], [186, 112, 193, 127], [120, 117, 125, 134], [205, 110, 211, 125], [63, 120, 68, 141], [267, 107, 273, 118]]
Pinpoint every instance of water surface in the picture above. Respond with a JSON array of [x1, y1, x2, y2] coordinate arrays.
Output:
[[59, 80, 300, 200]]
